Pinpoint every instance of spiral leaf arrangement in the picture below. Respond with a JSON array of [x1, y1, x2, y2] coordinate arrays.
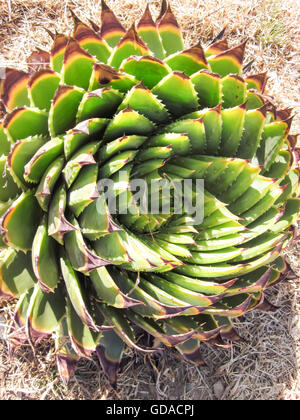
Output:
[[0, 0, 299, 386]]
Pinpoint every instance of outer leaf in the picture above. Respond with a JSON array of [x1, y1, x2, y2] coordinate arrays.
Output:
[[0, 190, 42, 252], [32, 216, 60, 293]]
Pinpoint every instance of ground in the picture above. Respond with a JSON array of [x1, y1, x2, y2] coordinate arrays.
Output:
[[0, 0, 299, 400]]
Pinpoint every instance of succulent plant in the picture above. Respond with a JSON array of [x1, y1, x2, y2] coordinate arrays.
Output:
[[0, 0, 299, 386]]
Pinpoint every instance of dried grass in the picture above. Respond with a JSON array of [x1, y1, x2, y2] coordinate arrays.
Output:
[[0, 0, 299, 400]]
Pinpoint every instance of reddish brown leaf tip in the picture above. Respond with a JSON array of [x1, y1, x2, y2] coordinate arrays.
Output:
[[57, 216, 77, 236], [184, 43, 208, 65], [56, 354, 78, 385], [210, 27, 227, 45], [88, 19, 101, 33], [245, 71, 268, 93], [256, 294, 279, 312], [28, 69, 57, 88], [69, 9, 81, 24], [221, 327, 245, 343], [84, 247, 112, 272], [64, 38, 94, 64], [216, 40, 247, 64], [118, 24, 149, 51], [50, 33, 69, 57], [157, 2, 180, 28], [93, 63, 121, 85], [96, 345, 119, 388], [157, 0, 168, 22], [101, 0, 126, 38]]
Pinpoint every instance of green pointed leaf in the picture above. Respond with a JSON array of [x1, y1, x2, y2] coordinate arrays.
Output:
[[166, 43, 208, 76], [98, 303, 157, 352], [120, 56, 171, 89], [64, 216, 111, 274], [138, 146, 173, 161], [162, 271, 237, 295], [117, 82, 170, 124], [35, 156, 65, 211], [79, 196, 121, 241], [241, 185, 284, 225], [229, 176, 276, 215], [4, 108, 48, 142], [60, 252, 99, 331], [24, 137, 64, 184], [0, 121, 11, 156], [233, 232, 289, 262], [64, 118, 109, 160], [108, 26, 150, 70], [90, 266, 143, 308], [66, 297, 101, 358], [96, 330, 125, 387], [182, 104, 223, 155], [152, 72, 199, 117], [48, 183, 77, 245], [165, 118, 206, 153], [207, 42, 246, 77], [63, 141, 100, 188], [32, 216, 60, 293], [208, 158, 246, 196], [100, 0, 126, 48], [98, 135, 147, 163], [270, 198, 300, 233], [275, 169, 299, 205], [148, 133, 191, 156], [94, 231, 130, 265], [49, 86, 85, 137], [7, 135, 46, 189], [27, 284, 65, 340], [55, 318, 79, 385], [28, 70, 60, 111], [157, 4, 184, 56], [220, 104, 247, 156], [99, 150, 138, 178], [246, 90, 265, 110], [137, 5, 165, 60], [0, 68, 30, 111], [68, 164, 99, 217], [256, 121, 289, 172], [73, 19, 111, 63], [192, 232, 245, 251], [222, 74, 247, 108], [111, 266, 193, 319], [190, 70, 222, 108], [0, 190, 42, 252], [146, 274, 223, 307], [103, 108, 155, 141], [0, 156, 20, 202], [218, 163, 260, 204], [0, 248, 35, 298], [264, 150, 291, 180], [76, 88, 123, 122], [61, 40, 96, 90], [50, 33, 69, 73], [237, 107, 266, 159]]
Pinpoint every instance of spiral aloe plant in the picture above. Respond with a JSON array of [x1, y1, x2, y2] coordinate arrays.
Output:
[[0, 0, 299, 386]]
